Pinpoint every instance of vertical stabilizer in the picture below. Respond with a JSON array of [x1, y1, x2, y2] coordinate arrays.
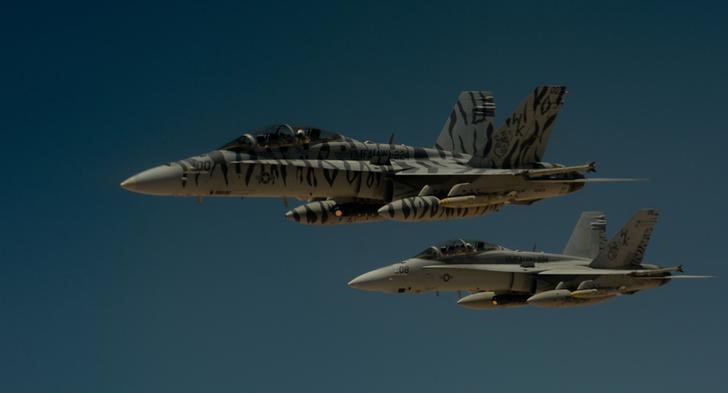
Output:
[[435, 91, 495, 156], [470, 85, 567, 168], [563, 211, 607, 258], [590, 209, 659, 269]]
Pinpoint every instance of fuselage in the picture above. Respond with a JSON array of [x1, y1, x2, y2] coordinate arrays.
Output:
[[123, 141, 468, 199], [348, 243, 669, 308], [121, 126, 586, 224]]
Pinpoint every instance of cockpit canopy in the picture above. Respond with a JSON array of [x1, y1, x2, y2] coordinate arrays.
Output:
[[414, 239, 502, 260], [219, 124, 344, 151]]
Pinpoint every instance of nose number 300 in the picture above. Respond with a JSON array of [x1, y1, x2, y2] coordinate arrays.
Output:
[[192, 161, 212, 171]]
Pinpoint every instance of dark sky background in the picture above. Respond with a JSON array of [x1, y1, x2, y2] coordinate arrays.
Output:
[[2, 1, 727, 392]]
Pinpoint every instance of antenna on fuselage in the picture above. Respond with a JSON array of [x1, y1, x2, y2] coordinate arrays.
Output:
[[388, 133, 395, 145]]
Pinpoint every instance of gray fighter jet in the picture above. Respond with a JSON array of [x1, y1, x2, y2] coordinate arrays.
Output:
[[121, 86, 623, 224], [349, 210, 709, 308]]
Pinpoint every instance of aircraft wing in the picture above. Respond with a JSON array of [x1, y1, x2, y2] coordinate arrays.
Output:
[[392, 160, 594, 177], [424, 264, 696, 278], [537, 268, 638, 275], [537, 265, 684, 276], [228, 159, 594, 179]]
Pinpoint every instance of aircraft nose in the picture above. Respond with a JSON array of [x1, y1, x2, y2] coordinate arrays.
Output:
[[348, 267, 393, 292], [120, 165, 183, 196]]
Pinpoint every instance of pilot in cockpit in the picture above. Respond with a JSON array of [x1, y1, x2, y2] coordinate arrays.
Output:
[[218, 124, 343, 152], [441, 241, 474, 256], [295, 129, 310, 144]]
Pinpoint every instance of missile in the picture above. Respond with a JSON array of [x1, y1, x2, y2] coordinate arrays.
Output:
[[378, 195, 500, 222], [439, 191, 516, 208], [570, 288, 621, 299], [285, 200, 382, 225], [525, 162, 596, 178], [630, 265, 683, 277], [457, 292, 529, 309], [527, 289, 616, 308]]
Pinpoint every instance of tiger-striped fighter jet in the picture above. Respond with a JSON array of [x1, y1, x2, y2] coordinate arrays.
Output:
[[349, 210, 710, 308], [121, 86, 614, 224]]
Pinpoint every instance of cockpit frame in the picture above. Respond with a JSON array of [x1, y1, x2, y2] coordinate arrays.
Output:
[[414, 239, 502, 260], [219, 124, 344, 151]]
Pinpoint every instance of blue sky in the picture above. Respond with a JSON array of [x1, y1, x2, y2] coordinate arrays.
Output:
[[2, 1, 727, 392]]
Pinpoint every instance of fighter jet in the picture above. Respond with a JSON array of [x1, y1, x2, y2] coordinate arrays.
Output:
[[348, 209, 709, 308], [121, 86, 621, 224]]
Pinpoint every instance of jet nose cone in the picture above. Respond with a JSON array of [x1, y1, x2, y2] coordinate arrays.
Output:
[[348, 268, 393, 292], [120, 165, 183, 196], [120, 177, 136, 189], [347, 275, 366, 288], [284, 210, 297, 222]]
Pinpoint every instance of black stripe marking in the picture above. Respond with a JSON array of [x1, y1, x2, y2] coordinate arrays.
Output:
[[209, 150, 229, 186], [322, 168, 339, 187], [279, 164, 288, 186], [244, 163, 256, 186]]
